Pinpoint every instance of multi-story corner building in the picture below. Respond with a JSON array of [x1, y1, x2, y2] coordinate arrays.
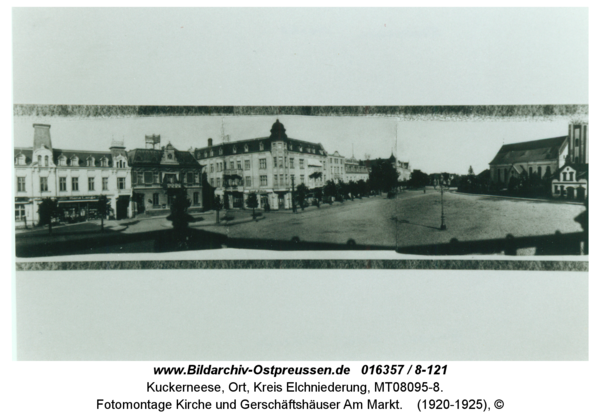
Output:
[[327, 151, 346, 183], [194, 120, 328, 210], [361, 153, 411, 183], [344, 156, 369, 183], [128, 135, 203, 215], [14, 124, 132, 227], [551, 122, 589, 200]]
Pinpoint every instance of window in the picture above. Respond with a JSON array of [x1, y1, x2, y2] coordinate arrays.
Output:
[[273, 157, 277, 167], [187, 172, 194, 184], [563, 172, 567, 181], [101, 158, 108, 167], [290, 158, 294, 168], [300, 175, 305, 184], [102, 177, 108, 191], [299, 146, 303, 152], [223, 162, 227, 170], [44, 156, 49, 166], [279, 158, 283, 168], [217, 178, 221, 188], [210, 150, 214, 157], [193, 192, 199, 205], [167, 194, 174, 206], [259, 159, 267, 169], [58, 156, 66, 166], [17, 177, 26, 192], [260, 175, 267, 186], [300, 159, 304, 169], [555, 185, 560, 193], [289, 144, 293, 151], [244, 144, 249, 152], [274, 175, 278, 186], [233, 146, 237, 153], [285, 174, 288, 185], [210, 178, 214, 186], [154, 173, 159, 184], [37, 155, 42, 165], [144, 172, 152, 184], [259, 142, 264, 151], [153, 193, 159, 206], [219, 148, 223, 155], [210, 164, 214, 173], [245, 176, 251, 187], [88, 177, 95, 191], [245, 160, 250, 170], [71, 157, 79, 166], [87, 157, 94, 167], [195, 173, 200, 184], [118, 177, 126, 189], [237, 161, 242, 170], [569, 172, 574, 181], [71, 177, 78, 191], [58, 177, 67, 192], [15, 204, 26, 222], [528, 167, 533, 177]]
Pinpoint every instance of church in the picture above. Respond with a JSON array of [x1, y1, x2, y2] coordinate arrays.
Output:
[[488, 122, 588, 200]]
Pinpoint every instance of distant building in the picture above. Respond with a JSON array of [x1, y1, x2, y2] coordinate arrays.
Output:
[[14, 124, 132, 226], [488, 135, 568, 186], [361, 153, 411, 182], [327, 151, 346, 183], [551, 122, 589, 200], [194, 120, 328, 210], [344, 156, 369, 183], [128, 136, 203, 215]]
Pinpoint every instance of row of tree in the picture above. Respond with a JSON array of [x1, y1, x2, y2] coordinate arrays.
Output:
[[36, 195, 112, 235]]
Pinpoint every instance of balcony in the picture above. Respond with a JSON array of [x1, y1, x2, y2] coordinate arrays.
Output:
[[224, 169, 244, 177]]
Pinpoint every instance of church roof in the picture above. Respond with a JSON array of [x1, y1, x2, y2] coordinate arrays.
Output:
[[489, 136, 567, 166]]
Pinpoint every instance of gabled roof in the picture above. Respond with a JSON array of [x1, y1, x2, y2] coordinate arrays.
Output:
[[489, 136, 567, 166], [128, 148, 200, 167], [553, 163, 589, 181]]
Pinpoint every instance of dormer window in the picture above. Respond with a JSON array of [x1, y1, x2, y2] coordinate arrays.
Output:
[[289, 144, 293, 151], [71, 156, 79, 166], [87, 156, 95, 167], [299, 146, 303, 152], [244, 144, 249, 152], [37, 155, 42, 165], [100, 157, 108, 167], [259, 142, 264, 151], [219, 148, 223, 155], [210, 150, 214, 157], [204, 152, 208, 158], [233, 146, 237, 153], [59, 156, 66, 166], [44, 156, 49, 166], [17, 155, 26, 165]]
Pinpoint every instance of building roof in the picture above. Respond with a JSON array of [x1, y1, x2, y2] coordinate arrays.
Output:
[[553, 163, 589, 181], [194, 120, 327, 159], [489, 136, 567, 166], [14, 147, 125, 166], [128, 147, 200, 168]]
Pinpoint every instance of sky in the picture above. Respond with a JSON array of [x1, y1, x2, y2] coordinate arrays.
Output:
[[13, 114, 573, 175], [11, 8, 587, 174]]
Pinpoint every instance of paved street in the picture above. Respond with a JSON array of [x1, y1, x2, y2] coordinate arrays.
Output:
[[200, 190, 585, 249], [16, 190, 586, 256]]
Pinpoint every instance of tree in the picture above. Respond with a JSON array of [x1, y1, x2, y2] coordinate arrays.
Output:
[[313, 188, 323, 208], [37, 198, 58, 235], [408, 169, 429, 189], [213, 195, 223, 224], [97, 195, 112, 232], [357, 179, 369, 197], [348, 180, 359, 199], [166, 187, 193, 230], [295, 183, 309, 210], [369, 160, 398, 193], [324, 180, 337, 204], [223, 193, 230, 210], [246, 192, 259, 219], [468, 166, 475, 176]]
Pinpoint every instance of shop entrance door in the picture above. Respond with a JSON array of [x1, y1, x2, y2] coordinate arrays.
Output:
[[116, 196, 130, 220]]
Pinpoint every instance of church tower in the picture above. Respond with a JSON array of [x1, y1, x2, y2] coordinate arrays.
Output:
[[568, 122, 588, 164]]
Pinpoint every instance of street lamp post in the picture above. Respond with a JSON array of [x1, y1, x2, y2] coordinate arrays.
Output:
[[440, 181, 447, 230]]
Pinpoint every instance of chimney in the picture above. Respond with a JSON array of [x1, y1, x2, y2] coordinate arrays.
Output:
[[208, 138, 213, 147], [33, 124, 52, 150]]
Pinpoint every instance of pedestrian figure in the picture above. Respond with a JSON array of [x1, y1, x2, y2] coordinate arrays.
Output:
[[423, 187, 426, 193]]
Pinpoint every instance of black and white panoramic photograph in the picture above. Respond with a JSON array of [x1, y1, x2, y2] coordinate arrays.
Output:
[[14, 106, 588, 258]]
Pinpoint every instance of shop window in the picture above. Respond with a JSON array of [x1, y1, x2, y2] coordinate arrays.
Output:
[[15, 204, 26, 221]]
